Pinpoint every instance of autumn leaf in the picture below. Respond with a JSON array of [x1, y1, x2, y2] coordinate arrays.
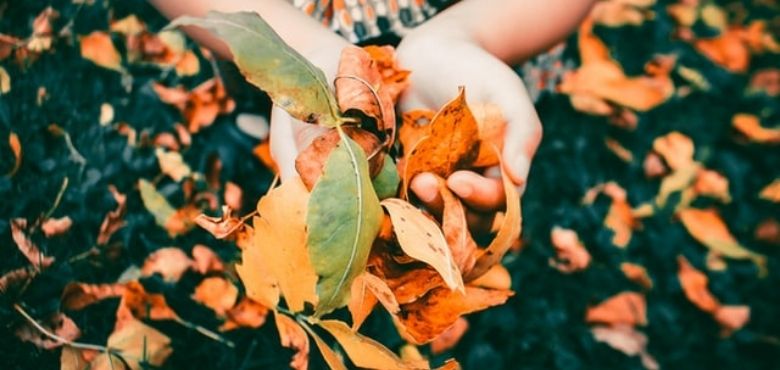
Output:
[[677, 208, 766, 274], [141, 247, 193, 283], [318, 319, 413, 369], [438, 178, 478, 273], [11, 218, 54, 269], [247, 177, 318, 312], [732, 113, 780, 144], [155, 148, 191, 181], [363, 45, 411, 102], [549, 227, 591, 273], [402, 87, 480, 196], [138, 179, 196, 237], [169, 11, 342, 126], [759, 179, 780, 202], [308, 132, 382, 316], [97, 185, 127, 245], [620, 263, 653, 290], [652, 131, 694, 171], [194, 206, 244, 239], [80, 31, 123, 71], [220, 297, 269, 331], [119, 281, 179, 322], [0, 66, 10, 95], [90, 318, 172, 370], [396, 286, 513, 344], [191, 244, 225, 274], [192, 276, 238, 316], [591, 324, 659, 370], [335, 46, 396, 137], [590, 0, 656, 27], [41, 216, 72, 237], [61, 283, 126, 311], [295, 127, 384, 190], [275, 313, 310, 370], [469, 264, 512, 291], [15, 312, 80, 350], [153, 79, 235, 133], [348, 271, 400, 330], [470, 102, 507, 167], [382, 198, 464, 292], [583, 182, 639, 248], [236, 218, 280, 309], [586, 292, 647, 326], [431, 317, 469, 355]]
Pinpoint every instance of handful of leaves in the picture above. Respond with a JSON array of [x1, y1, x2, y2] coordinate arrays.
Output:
[[176, 11, 521, 369]]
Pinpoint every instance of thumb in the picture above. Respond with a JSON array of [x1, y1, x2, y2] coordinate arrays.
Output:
[[495, 89, 543, 193]]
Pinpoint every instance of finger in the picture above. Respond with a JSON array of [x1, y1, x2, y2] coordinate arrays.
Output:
[[409, 172, 444, 214], [446, 170, 506, 212], [498, 96, 542, 192], [269, 107, 299, 182]]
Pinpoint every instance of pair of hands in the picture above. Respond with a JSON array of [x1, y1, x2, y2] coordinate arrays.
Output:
[[269, 30, 542, 228]]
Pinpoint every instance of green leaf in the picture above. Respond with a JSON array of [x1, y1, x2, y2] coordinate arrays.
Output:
[[138, 179, 175, 228], [307, 130, 382, 316], [168, 11, 341, 126], [372, 154, 400, 200]]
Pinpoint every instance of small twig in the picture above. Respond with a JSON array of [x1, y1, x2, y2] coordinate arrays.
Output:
[[174, 317, 235, 348], [43, 177, 69, 220], [14, 304, 109, 353]]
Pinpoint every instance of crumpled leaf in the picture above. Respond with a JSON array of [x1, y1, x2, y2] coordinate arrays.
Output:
[[586, 292, 647, 326], [396, 286, 513, 344], [97, 185, 127, 245], [80, 31, 122, 71], [91, 317, 172, 370], [549, 227, 591, 273], [192, 276, 238, 316], [11, 218, 54, 268], [759, 179, 780, 202], [308, 132, 382, 316], [169, 11, 341, 126], [438, 178, 478, 273], [732, 113, 780, 144], [15, 312, 80, 350], [141, 247, 193, 283], [194, 206, 244, 239], [318, 319, 413, 369], [591, 324, 659, 370], [249, 177, 318, 312], [382, 198, 464, 292], [678, 208, 766, 274], [348, 271, 400, 330], [275, 313, 310, 370]]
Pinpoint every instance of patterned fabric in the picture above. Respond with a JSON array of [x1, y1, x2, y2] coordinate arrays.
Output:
[[289, 0, 571, 102]]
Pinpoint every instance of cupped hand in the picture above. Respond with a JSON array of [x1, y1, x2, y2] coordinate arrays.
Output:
[[396, 31, 543, 219]]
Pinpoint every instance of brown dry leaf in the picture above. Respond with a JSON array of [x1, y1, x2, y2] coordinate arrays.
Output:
[[402, 87, 480, 196], [224, 181, 243, 210], [591, 324, 659, 370], [677, 255, 720, 312], [97, 185, 127, 245], [80, 31, 122, 71], [591, 0, 656, 27], [714, 305, 750, 337], [295, 127, 383, 190], [586, 292, 647, 326], [755, 218, 780, 246], [275, 313, 310, 370], [141, 247, 193, 283], [652, 131, 694, 171], [438, 178, 478, 273], [28, 7, 58, 52], [470, 103, 507, 167], [236, 217, 280, 308], [732, 113, 780, 144], [549, 227, 592, 273], [119, 281, 179, 322], [7, 132, 21, 176], [0, 267, 34, 295], [15, 312, 80, 350], [620, 263, 653, 290], [191, 244, 225, 274], [692, 168, 731, 203], [91, 317, 172, 370], [194, 206, 244, 239], [363, 45, 410, 102], [220, 297, 269, 331], [586, 182, 640, 248], [61, 283, 126, 311], [335, 46, 396, 138], [759, 179, 780, 202], [385, 267, 446, 305], [11, 218, 55, 268], [41, 216, 72, 237], [748, 69, 780, 96], [244, 177, 318, 312], [349, 271, 400, 330], [677, 208, 766, 274], [398, 109, 434, 153], [318, 319, 413, 369], [153, 79, 235, 133], [469, 263, 511, 291], [464, 162, 522, 281], [431, 317, 469, 355], [382, 198, 464, 292], [396, 286, 513, 344], [605, 138, 634, 162], [192, 276, 238, 316]]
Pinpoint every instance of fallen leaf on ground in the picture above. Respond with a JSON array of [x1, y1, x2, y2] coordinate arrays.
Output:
[[192, 276, 238, 316], [220, 297, 269, 331], [80, 31, 122, 71], [194, 206, 244, 239], [15, 312, 80, 350], [141, 247, 193, 282], [41, 216, 72, 237], [590, 0, 656, 27], [91, 317, 172, 370], [61, 283, 126, 311], [549, 227, 592, 273], [759, 179, 780, 202], [732, 113, 780, 144], [153, 79, 235, 133], [97, 185, 127, 245], [586, 292, 647, 326], [11, 218, 55, 268], [620, 263, 653, 290], [155, 148, 191, 181], [191, 244, 225, 274], [119, 281, 179, 322]]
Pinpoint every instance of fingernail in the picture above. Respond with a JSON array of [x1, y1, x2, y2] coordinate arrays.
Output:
[[416, 187, 438, 203], [448, 178, 473, 199]]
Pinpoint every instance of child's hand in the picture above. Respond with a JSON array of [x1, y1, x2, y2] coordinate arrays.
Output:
[[396, 32, 542, 217]]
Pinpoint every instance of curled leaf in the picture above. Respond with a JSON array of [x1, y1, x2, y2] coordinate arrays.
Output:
[[275, 313, 310, 370], [732, 113, 780, 144], [11, 219, 54, 268]]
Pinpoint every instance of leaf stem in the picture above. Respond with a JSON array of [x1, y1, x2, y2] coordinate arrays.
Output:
[[43, 177, 69, 220], [174, 317, 235, 347], [14, 303, 110, 353]]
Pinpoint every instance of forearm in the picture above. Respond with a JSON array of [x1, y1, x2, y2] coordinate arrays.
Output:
[[148, 0, 348, 62], [420, 0, 597, 64]]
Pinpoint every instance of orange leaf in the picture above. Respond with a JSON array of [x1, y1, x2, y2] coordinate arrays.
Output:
[[61, 283, 126, 311], [363, 45, 410, 102], [402, 87, 480, 196], [295, 127, 383, 190], [759, 179, 780, 202], [714, 305, 750, 337], [603, 183, 639, 248], [549, 227, 591, 273], [652, 131, 695, 171], [586, 292, 647, 326], [80, 31, 122, 71], [732, 113, 780, 144], [194, 206, 244, 239], [431, 317, 469, 355], [191, 244, 225, 274], [470, 103, 507, 167], [398, 109, 434, 153], [7, 132, 21, 176], [97, 185, 126, 245], [469, 264, 512, 291], [220, 298, 269, 331], [253, 140, 278, 173], [605, 138, 634, 163], [694, 28, 750, 73], [692, 168, 731, 203], [318, 319, 414, 369], [439, 179, 478, 273], [396, 286, 513, 344], [153, 79, 235, 133], [677, 255, 720, 313], [620, 263, 653, 290], [11, 218, 54, 268], [335, 46, 396, 137], [349, 271, 400, 331], [236, 217, 280, 309], [274, 313, 310, 370], [141, 247, 193, 283], [119, 281, 179, 322], [192, 276, 238, 316], [41, 216, 73, 237]]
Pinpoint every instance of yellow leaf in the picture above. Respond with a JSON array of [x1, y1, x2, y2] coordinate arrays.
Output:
[[300, 321, 348, 370], [469, 264, 511, 291], [236, 218, 280, 308], [318, 319, 413, 370], [275, 313, 310, 370], [381, 198, 464, 292], [91, 318, 172, 370], [155, 148, 191, 182]]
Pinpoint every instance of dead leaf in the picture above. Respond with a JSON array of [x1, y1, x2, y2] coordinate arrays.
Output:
[[40, 216, 72, 237], [591, 0, 656, 27], [61, 283, 126, 311], [605, 138, 634, 162], [153, 79, 235, 133], [275, 313, 309, 370], [755, 218, 780, 245], [549, 227, 592, 273], [677, 255, 720, 312], [15, 312, 80, 350], [141, 247, 193, 282], [91, 317, 172, 370], [0, 267, 35, 295], [620, 263, 653, 290], [97, 185, 127, 245], [0, 66, 10, 95], [732, 113, 780, 144], [470, 103, 507, 167], [155, 148, 191, 181], [396, 286, 513, 344], [747, 69, 780, 96], [591, 324, 659, 370], [28, 7, 58, 52], [119, 281, 179, 322], [318, 319, 413, 369], [363, 45, 410, 102], [677, 208, 766, 274], [585, 182, 640, 248], [220, 297, 269, 331], [469, 264, 511, 291], [295, 127, 383, 190], [80, 31, 122, 71], [349, 271, 400, 330], [652, 132, 695, 171], [692, 168, 731, 203], [11, 218, 54, 268], [431, 317, 469, 355], [438, 177, 478, 273], [586, 292, 647, 326], [60, 346, 92, 370], [253, 140, 279, 173], [194, 206, 244, 239], [236, 217, 280, 308], [759, 179, 780, 202], [192, 276, 238, 316], [224, 181, 243, 210], [714, 305, 750, 337], [191, 244, 225, 274], [643, 152, 668, 178]]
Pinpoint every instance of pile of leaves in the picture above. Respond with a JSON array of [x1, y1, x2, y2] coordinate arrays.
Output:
[[1, 0, 780, 369]]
